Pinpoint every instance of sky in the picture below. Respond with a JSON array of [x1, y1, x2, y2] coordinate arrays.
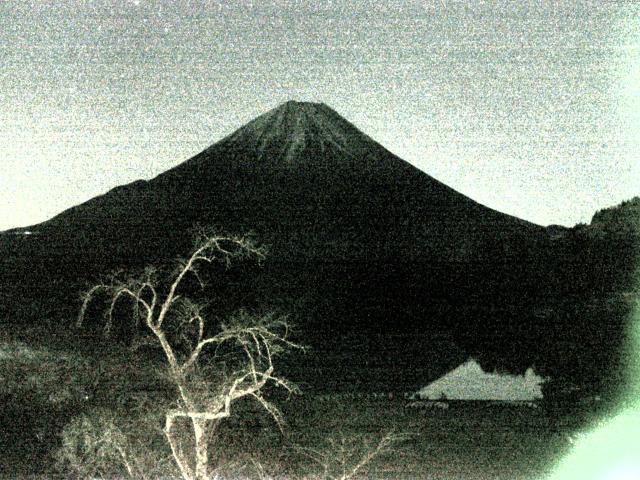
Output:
[[1, 0, 639, 231]]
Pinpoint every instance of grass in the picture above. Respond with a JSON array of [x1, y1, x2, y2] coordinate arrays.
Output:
[[0, 326, 602, 479], [280, 398, 572, 480]]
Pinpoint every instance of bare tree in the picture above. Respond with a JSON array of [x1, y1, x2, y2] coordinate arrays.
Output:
[[77, 231, 302, 480], [298, 430, 409, 480]]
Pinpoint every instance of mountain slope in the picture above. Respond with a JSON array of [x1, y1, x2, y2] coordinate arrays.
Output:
[[4, 101, 630, 392], [33, 101, 541, 263]]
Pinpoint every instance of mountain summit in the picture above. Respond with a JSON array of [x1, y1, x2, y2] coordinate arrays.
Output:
[[216, 101, 387, 166], [162, 99, 435, 199]]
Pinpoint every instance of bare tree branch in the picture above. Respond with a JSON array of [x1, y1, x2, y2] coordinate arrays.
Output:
[[298, 431, 409, 480], [77, 284, 104, 328]]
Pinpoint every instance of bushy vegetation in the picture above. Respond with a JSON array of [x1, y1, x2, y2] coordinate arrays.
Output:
[[0, 339, 94, 409], [51, 376, 408, 479], [55, 407, 178, 479], [1, 336, 589, 480]]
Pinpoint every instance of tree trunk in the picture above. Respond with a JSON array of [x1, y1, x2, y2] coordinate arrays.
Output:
[[165, 414, 194, 480], [193, 418, 209, 480]]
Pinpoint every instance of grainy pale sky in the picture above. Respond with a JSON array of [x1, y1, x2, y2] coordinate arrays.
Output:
[[1, 0, 639, 231]]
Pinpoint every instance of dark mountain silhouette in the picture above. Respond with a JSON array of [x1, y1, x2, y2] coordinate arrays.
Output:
[[1, 101, 637, 394], [27, 101, 539, 259]]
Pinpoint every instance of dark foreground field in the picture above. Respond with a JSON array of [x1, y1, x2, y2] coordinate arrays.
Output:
[[282, 397, 582, 480], [0, 333, 598, 479]]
